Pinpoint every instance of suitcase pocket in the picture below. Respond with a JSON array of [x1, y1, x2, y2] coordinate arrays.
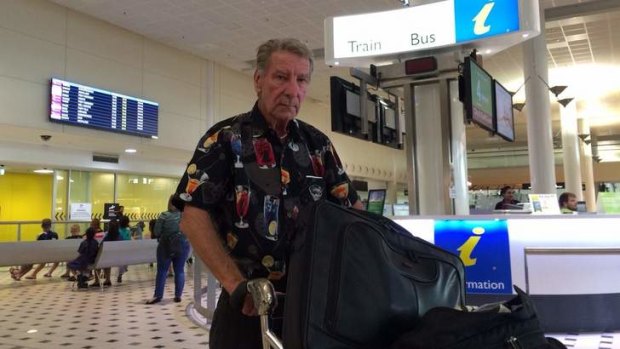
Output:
[[325, 221, 449, 347]]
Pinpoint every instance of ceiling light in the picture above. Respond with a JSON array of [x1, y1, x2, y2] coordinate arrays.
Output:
[[485, 49, 492, 54], [549, 85, 567, 97], [125, 148, 137, 153], [512, 102, 526, 112], [0, 165, 4, 176], [557, 98, 574, 108], [27, 329, 38, 334], [334, 61, 340, 66], [522, 33, 530, 38], [33, 168, 54, 174], [56, 175, 64, 180], [151, 135, 159, 139]]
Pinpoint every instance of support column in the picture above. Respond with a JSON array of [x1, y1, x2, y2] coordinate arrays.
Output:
[[578, 118, 596, 212], [560, 101, 583, 200], [386, 179, 399, 206], [522, 5, 557, 194], [411, 82, 452, 215], [450, 80, 469, 215], [403, 84, 418, 215]]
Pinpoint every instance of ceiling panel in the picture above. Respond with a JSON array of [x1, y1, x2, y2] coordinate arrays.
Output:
[[46, 0, 620, 160]]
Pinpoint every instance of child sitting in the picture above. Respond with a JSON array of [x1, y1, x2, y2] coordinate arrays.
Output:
[[67, 227, 99, 289]]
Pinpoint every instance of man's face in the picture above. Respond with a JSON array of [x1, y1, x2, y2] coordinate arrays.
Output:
[[566, 196, 578, 211], [254, 51, 311, 124]]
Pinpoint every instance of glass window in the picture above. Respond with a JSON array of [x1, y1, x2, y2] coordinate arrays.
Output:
[[116, 174, 179, 221]]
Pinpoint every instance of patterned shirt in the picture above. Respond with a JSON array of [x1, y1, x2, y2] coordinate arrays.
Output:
[[174, 103, 358, 280]]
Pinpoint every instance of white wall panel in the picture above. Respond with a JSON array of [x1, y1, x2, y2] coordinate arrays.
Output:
[[156, 112, 205, 151], [0, 76, 58, 129], [143, 41, 202, 86], [0, 28, 65, 84], [65, 48, 143, 97], [0, 0, 66, 45], [143, 72, 201, 119], [66, 10, 143, 69]]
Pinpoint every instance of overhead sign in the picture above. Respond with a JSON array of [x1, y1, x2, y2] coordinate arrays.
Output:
[[325, 0, 538, 66], [434, 219, 513, 295]]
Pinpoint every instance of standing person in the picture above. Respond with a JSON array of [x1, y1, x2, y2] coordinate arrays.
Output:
[[146, 195, 189, 304], [60, 224, 84, 279], [494, 186, 521, 210], [116, 215, 131, 283], [90, 218, 105, 241], [24, 218, 60, 279], [559, 192, 578, 213], [174, 38, 362, 348]]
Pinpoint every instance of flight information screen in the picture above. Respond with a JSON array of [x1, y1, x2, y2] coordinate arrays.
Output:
[[49, 78, 158, 138]]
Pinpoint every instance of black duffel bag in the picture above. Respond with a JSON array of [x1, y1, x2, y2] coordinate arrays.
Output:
[[391, 286, 567, 349], [282, 200, 466, 349]]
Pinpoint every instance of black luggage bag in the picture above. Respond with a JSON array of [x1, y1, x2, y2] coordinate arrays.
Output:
[[391, 286, 567, 349], [282, 200, 466, 349]]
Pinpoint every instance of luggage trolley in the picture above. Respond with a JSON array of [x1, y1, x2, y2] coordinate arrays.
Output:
[[247, 279, 284, 349]]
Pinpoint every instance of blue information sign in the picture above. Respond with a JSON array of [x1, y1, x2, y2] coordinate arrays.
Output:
[[434, 219, 513, 295], [454, 0, 521, 43], [50, 78, 158, 138]]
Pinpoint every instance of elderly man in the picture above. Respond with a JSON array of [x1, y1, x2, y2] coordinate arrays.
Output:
[[174, 38, 362, 348]]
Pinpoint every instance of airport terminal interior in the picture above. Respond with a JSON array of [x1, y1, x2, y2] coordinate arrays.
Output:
[[2, 0, 620, 348]]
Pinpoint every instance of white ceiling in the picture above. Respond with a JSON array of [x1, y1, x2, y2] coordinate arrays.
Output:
[[47, 0, 620, 161]]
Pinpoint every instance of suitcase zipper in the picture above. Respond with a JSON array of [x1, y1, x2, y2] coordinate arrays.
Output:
[[506, 336, 523, 349]]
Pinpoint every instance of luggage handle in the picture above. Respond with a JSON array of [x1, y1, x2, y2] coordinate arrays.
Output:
[[247, 278, 284, 349]]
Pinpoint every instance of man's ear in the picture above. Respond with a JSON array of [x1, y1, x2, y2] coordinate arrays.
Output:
[[253, 70, 262, 97]]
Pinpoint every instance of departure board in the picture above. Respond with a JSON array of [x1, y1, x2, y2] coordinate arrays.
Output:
[[49, 78, 159, 138]]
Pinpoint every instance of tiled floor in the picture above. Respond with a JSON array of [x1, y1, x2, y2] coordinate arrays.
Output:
[[0, 265, 209, 349], [1, 264, 619, 349]]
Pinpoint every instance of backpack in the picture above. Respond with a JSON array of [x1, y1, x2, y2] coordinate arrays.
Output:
[[155, 211, 185, 257], [391, 286, 567, 349]]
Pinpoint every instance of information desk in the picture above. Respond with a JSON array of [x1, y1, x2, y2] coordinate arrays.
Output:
[[393, 214, 620, 332]]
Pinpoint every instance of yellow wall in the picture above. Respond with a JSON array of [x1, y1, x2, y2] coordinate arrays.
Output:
[[0, 173, 53, 241]]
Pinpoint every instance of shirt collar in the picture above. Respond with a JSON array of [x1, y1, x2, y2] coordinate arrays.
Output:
[[248, 102, 301, 142]]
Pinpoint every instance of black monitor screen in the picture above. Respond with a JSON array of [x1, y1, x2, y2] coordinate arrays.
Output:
[[493, 80, 515, 142], [50, 78, 159, 138], [331, 76, 378, 143], [464, 57, 494, 133]]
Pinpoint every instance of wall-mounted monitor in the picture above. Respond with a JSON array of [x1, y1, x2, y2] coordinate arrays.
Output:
[[379, 98, 401, 149], [462, 57, 494, 133], [331, 76, 378, 143], [50, 78, 159, 138], [493, 80, 515, 142]]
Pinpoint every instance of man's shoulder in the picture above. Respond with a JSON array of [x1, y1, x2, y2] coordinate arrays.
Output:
[[207, 111, 251, 135], [295, 119, 330, 143]]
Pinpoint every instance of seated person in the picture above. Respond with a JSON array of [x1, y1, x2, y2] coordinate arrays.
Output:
[[10, 218, 58, 281], [494, 186, 521, 210], [25, 218, 60, 279], [68, 227, 100, 289], [61, 224, 84, 280], [91, 220, 121, 287], [559, 192, 577, 214]]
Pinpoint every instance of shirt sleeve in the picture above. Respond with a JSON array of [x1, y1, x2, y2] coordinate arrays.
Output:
[[174, 127, 233, 212], [323, 141, 359, 207]]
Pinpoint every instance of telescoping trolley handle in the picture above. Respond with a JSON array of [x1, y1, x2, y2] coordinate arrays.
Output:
[[247, 278, 283, 349]]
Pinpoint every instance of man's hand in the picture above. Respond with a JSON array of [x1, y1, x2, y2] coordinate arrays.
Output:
[[242, 293, 257, 316]]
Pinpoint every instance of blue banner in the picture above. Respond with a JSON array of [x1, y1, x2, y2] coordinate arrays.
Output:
[[454, 0, 520, 43], [434, 220, 512, 294]]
